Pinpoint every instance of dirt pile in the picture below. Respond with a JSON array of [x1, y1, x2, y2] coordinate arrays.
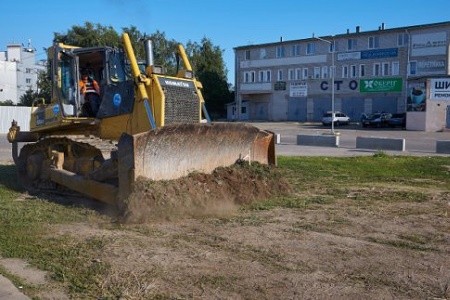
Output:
[[120, 162, 291, 223]]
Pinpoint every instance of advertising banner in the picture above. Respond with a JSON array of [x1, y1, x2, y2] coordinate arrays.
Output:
[[360, 78, 403, 93], [411, 32, 447, 56], [337, 52, 361, 61], [290, 81, 308, 97], [274, 81, 286, 91], [417, 60, 446, 75], [407, 82, 426, 111], [361, 48, 398, 59], [430, 78, 450, 100]]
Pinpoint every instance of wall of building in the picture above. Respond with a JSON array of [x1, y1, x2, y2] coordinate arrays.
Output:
[[0, 106, 31, 133], [233, 22, 450, 126], [0, 43, 45, 104], [0, 60, 18, 103]]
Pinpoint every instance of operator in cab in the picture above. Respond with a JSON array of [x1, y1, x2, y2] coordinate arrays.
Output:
[[79, 70, 100, 117]]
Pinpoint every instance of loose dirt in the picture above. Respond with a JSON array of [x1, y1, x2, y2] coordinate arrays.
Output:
[[120, 162, 292, 223]]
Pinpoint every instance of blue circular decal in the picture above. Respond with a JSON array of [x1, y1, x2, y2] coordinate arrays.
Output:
[[53, 104, 60, 115], [113, 93, 122, 107]]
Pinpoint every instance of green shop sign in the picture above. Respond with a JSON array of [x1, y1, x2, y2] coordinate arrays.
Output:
[[360, 78, 403, 93]]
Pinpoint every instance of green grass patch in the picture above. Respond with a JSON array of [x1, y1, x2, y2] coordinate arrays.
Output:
[[0, 164, 111, 297], [366, 236, 436, 251], [278, 155, 450, 188]]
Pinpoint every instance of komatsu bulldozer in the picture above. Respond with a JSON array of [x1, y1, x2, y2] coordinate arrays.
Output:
[[7, 33, 275, 205]]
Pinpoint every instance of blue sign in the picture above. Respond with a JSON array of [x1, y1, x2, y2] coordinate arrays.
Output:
[[52, 104, 60, 115], [113, 93, 122, 107], [361, 48, 398, 59]]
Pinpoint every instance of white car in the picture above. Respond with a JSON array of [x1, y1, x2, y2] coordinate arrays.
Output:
[[322, 111, 350, 126]]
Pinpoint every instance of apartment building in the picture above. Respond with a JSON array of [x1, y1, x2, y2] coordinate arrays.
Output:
[[0, 42, 46, 104], [232, 21, 450, 123]]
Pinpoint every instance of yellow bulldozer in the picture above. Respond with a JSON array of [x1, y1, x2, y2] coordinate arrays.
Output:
[[7, 33, 275, 206]]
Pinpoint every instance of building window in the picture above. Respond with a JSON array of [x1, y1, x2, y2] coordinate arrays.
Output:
[[277, 69, 283, 81], [392, 62, 399, 76], [409, 61, 417, 75], [373, 63, 381, 76], [244, 72, 249, 83], [266, 70, 271, 82], [321, 66, 328, 79], [243, 71, 256, 83], [314, 67, 320, 79], [350, 65, 357, 78], [258, 70, 271, 82], [259, 70, 264, 82], [397, 33, 409, 46], [295, 68, 302, 80], [288, 69, 295, 80], [276, 46, 285, 58], [26, 78, 31, 84], [306, 43, 315, 55], [382, 62, 390, 76], [342, 65, 348, 78], [368, 36, 380, 49], [328, 41, 336, 53], [244, 50, 250, 60], [347, 38, 357, 50], [302, 68, 308, 79], [360, 64, 366, 77], [292, 44, 301, 56], [260, 49, 267, 59], [25, 68, 32, 73]]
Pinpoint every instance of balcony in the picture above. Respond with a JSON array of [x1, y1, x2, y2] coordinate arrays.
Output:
[[239, 82, 272, 94]]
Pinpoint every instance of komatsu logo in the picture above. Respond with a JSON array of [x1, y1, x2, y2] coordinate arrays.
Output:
[[163, 80, 190, 88]]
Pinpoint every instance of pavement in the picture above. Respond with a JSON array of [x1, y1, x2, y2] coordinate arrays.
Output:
[[0, 276, 29, 300], [0, 122, 449, 298], [252, 122, 450, 157]]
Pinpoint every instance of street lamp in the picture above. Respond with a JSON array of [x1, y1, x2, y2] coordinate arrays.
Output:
[[313, 35, 335, 135]]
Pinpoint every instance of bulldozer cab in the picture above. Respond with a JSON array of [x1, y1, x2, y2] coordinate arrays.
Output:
[[48, 44, 134, 120]]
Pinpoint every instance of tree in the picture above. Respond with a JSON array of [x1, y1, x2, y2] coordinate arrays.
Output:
[[36, 71, 51, 101], [0, 100, 14, 106], [19, 89, 38, 106], [54, 21, 120, 48], [146, 30, 179, 75], [186, 38, 232, 119]]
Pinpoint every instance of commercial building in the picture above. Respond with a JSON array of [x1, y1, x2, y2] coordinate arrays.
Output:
[[231, 21, 450, 130], [0, 41, 46, 104]]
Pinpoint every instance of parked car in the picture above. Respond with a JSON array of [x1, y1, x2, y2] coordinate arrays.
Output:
[[361, 113, 392, 128], [322, 111, 350, 126], [388, 113, 406, 128]]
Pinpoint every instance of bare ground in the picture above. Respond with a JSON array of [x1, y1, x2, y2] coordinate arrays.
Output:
[[1, 164, 449, 299]]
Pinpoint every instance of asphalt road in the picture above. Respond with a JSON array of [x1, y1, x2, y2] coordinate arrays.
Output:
[[253, 122, 450, 157], [1, 122, 450, 163]]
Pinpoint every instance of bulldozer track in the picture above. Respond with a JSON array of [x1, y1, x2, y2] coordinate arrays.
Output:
[[16, 135, 119, 194], [41, 135, 118, 160]]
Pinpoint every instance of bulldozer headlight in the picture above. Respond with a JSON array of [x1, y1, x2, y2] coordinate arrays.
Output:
[[183, 70, 193, 79], [152, 65, 164, 74]]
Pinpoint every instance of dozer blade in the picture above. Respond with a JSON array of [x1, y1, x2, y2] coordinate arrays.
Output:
[[117, 122, 275, 199]]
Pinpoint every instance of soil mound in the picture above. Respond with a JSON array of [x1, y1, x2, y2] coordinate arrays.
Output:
[[120, 162, 291, 223]]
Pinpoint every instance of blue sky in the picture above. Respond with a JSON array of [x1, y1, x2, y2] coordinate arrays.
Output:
[[1, 0, 448, 85]]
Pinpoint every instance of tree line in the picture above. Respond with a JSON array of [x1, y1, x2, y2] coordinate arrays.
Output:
[[3, 22, 233, 119]]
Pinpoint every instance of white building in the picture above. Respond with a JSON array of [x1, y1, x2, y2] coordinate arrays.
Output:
[[0, 42, 46, 104]]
